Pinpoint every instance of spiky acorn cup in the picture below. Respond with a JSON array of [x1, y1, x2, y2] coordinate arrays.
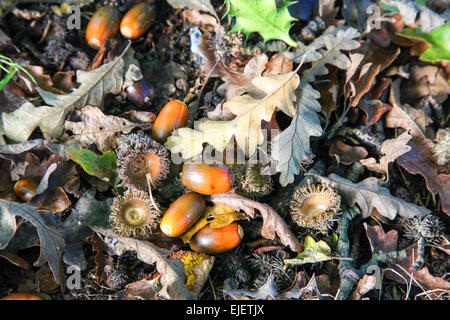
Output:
[[247, 253, 295, 291], [110, 189, 161, 239], [402, 215, 445, 270], [403, 215, 445, 245], [432, 128, 450, 166], [289, 184, 341, 231], [233, 162, 273, 199], [116, 132, 170, 190]]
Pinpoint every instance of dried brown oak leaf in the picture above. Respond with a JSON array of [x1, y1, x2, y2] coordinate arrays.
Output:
[[64, 106, 152, 152], [360, 131, 412, 180], [198, 34, 268, 99], [364, 223, 450, 294], [385, 79, 432, 141], [209, 190, 300, 252], [329, 138, 368, 165], [311, 174, 430, 219], [349, 44, 400, 107], [396, 138, 450, 214], [2, 45, 127, 143], [262, 53, 293, 76], [96, 227, 196, 299]]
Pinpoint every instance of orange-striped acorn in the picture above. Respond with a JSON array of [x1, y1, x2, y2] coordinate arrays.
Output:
[[182, 163, 232, 195], [120, 2, 155, 39], [85, 5, 121, 49], [189, 222, 244, 254], [14, 179, 38, 202], [0, 293, 42, 300], [152, 100, 188, 143], [160, 192, 205, 237]]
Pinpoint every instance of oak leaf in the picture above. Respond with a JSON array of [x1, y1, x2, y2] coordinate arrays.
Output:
[[209, 190, 300, 252], [396, 138, 450, 214], [311, 173, 430, 219], [64, 106, 152, 152], [385, 79, 431, 141], [2, 46, 127, 142], [167, 71, 299, 158], [360, 131, 412, 180]]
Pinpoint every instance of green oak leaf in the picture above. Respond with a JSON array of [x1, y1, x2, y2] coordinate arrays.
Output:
[[225, 0, 298, 47], [68, 146, 118, 185], [397, 23, 450, 62]]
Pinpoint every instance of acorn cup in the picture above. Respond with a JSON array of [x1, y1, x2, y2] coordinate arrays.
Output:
[[189, 222, 244, 254], [160, 192, 205, 237], [116, 132, 170, 190], [181, 163, 232, 195], [152, 100, 189, 144], [85, 5, 121, 49], [120, 2, 156, 39]]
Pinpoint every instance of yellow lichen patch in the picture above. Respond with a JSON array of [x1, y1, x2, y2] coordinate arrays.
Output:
[[169, 250, 214, 294]]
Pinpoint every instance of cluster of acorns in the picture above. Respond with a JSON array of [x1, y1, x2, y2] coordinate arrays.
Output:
[[85, 2, 155, 49], [110, 99, 244, 255]]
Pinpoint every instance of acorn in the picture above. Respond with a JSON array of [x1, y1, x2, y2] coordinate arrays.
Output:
[[116, 132, 170, 190], [190, 222, 244, 254], [182, 163, 232, 195], [14, 179, 38, 202], [85, 5, 121, 49], [160, 192, 205, 237], [125, 79, 154, 106], [289, 183, 341, 230], [110, 188, 161, 239], [152, 100, 189, 143], [120, 2, 156, 39], [0, 293, 42, 300]]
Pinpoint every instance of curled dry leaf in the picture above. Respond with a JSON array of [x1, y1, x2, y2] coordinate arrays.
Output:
[[360, 131, 412, 180], [349, 43, 400, 107], [357, 99, 392, 126], [385, 79, 432, 141], [64, 106, 152, 152], [262, 53, 293, 76], [167, 0, 218, 20], [96, 227, 196, 300], [223, 274, 277, 300], [198, 34, 268, 99], [183, 9, 219, 30], [209, 190, 300, 252], [329, 138, 368, 165], [168, 250, 214, 295], [396, 138, 450, 214]]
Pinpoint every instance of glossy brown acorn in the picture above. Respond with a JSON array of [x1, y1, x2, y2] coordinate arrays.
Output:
[[0, 293, 42, 300], [160, 192, 205, 237], [182, 163, 232, 195], [125, 79, 154, 106], [189, 222, 244, 254], [14, 179, 38, 202], [120, 2, 155, 39], [152, 100, 188, 143], [85, 5, 121, 49]]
